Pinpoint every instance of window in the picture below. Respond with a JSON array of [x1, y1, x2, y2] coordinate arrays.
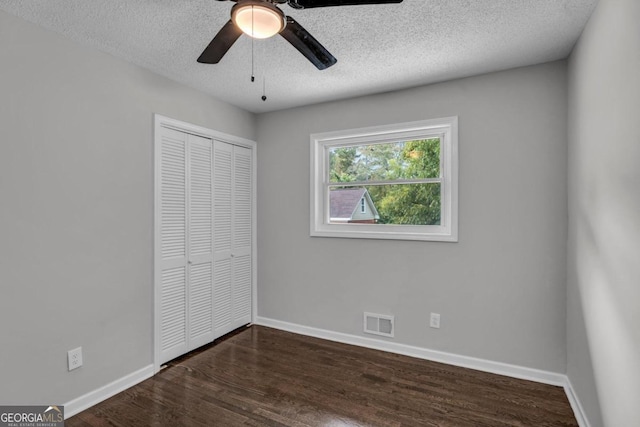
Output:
[[310, 117, 458, 241]]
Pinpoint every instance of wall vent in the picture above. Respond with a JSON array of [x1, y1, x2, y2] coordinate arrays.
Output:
[[363, 312, 394, 338]]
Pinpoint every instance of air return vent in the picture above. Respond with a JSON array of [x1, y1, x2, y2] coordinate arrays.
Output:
[[363, 312, 394, 338]]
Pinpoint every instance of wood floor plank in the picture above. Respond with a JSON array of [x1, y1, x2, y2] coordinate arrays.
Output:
[[66, 326, 577, 426]]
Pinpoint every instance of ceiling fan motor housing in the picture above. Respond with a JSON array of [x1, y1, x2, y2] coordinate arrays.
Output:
[[231, 0, 287, 39]]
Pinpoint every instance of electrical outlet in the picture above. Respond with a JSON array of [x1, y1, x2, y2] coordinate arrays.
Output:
[[430, 313, 441, 329], [68, 347, 83, 371]]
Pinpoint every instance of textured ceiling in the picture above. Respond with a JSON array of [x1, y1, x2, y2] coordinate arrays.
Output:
[[0, 0, 597, 113]]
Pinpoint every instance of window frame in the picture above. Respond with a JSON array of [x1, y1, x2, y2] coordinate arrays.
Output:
[[310, 116, 458, 242]]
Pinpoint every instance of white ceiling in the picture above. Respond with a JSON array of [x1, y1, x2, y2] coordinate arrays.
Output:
[[0, 0, 597, 113]]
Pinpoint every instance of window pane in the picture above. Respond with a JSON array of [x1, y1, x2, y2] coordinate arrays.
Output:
[[328, 139, 440, 183], [329, 183, 441, 226]]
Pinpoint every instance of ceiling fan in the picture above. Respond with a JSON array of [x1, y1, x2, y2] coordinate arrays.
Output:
[[198, 0, 404, 70]]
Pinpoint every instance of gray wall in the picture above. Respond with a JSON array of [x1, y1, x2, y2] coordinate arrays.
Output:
[[257, 61, 568, 373], [567, 0, 640, 425], [0, 10, 255, 405]]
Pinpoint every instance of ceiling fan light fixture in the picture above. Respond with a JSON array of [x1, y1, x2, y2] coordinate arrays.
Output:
[[231, 1, 286, 39]]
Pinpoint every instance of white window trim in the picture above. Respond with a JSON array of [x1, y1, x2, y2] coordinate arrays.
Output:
[[310, 116, 458, 242]]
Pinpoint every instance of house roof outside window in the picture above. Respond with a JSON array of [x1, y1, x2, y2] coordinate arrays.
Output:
[[329, 188, 380, 223]]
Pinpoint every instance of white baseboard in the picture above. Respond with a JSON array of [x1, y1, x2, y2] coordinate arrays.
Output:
[[564, 378, 592, 427], [256, 316, 565, 385], [63, 364, 154, 419], [255, 316, 591, 426]]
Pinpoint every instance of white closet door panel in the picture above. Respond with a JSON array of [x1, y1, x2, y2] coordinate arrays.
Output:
[[187, 134, 214, 350], [213, 141, 233, 257], [160, 266, 187, 361], [159, 127, 189, 364], [160, 129, 187, 261], [231, 145, 252, 327]]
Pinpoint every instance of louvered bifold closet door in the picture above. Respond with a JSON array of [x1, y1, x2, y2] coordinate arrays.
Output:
[[213, 140, 252, 337], [187, 135, 215, 350], [158, 127, 215, 365], [158, 128, 189, 364]]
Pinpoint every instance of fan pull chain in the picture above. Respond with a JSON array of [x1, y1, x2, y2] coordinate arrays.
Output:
[[262, 76, 267, 102], [250, 6, 255, 82], [251, 38, 255, 82]]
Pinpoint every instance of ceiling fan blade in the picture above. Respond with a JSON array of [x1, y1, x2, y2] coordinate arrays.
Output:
[[288, 0, 402, 9], [197, 20, 243, 64], [280, 17, 337, 70]]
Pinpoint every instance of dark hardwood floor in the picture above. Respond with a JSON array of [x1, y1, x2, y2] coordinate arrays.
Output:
[[66, 326, 577, 426]]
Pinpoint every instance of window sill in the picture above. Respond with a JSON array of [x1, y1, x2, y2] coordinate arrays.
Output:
[[310, 224, 458, 242]]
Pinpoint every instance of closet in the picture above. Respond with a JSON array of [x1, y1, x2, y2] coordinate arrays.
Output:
[[154, 118, 254, 367]]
